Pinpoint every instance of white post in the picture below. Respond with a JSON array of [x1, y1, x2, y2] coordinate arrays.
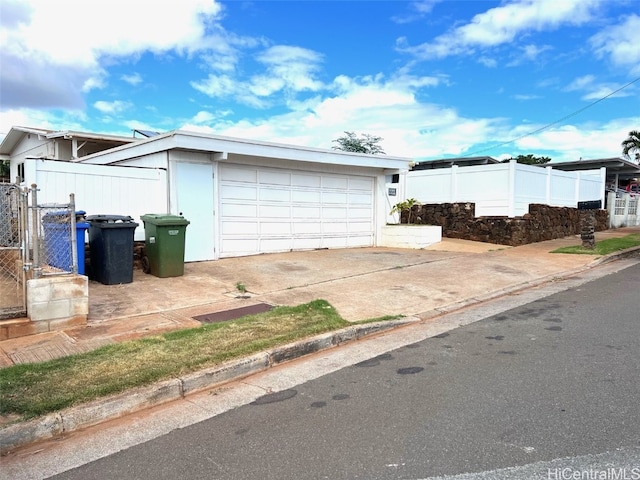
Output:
[[623, 194, 630, 226], [450, 165, 458, 203], [599, 167, 606, 209], [507, 160, 516, 217], [545, 165, 552, 206], [607, 192, 616, 228]]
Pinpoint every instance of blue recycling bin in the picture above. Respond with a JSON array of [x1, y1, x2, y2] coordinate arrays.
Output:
[[42, 210, 88, 274]]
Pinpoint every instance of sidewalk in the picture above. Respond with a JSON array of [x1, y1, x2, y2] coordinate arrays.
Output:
[[1, 227, 639, 368]]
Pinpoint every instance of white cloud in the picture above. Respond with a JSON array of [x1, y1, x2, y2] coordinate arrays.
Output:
[[591, 14, 640, 75], [398, 0, 601, 60], [0, 0, 225, 109], [511, 119, 640, 162], [185, 73, 493, 159], [565, 75, 634, 101], [93, 100, 132, 115], [121, 73, 143, 86], [391, 0, 443, 24], [191, 45, 325, 106]]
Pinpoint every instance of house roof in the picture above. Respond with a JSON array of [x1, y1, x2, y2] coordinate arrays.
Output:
[[548, 157, 640, 179], [0, 126, 137, 159], [411, 156, 500, 170], [77, 129, 412, 170]]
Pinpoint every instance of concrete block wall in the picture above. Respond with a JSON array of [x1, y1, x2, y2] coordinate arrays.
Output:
[[4, 275, 89, 339]]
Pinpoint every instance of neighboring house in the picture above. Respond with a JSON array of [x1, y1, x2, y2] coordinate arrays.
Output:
[[412, 156, 500, 170], [547, 157, 640, 193], [1, 127, 411, 262], [0, 126, 138, 182]]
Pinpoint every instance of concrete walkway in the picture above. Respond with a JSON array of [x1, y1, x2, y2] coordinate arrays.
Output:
[[0, 227, 639, 367]]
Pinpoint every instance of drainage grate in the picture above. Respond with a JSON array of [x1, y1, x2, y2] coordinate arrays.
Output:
[[193, 303, 274, 324]]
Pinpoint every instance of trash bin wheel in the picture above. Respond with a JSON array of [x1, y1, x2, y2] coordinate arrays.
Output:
[[141, 255, 151, 274]]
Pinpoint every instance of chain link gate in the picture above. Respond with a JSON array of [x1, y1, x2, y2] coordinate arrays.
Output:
[[1, 183, 79, 320], [0, 182, 27, 319]]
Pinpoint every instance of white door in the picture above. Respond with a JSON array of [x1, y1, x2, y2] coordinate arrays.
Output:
[[219, 164, 375, 257], [176, 162, 215, 261]]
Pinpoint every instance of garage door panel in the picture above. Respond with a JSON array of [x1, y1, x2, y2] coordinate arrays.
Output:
[[293, 206, 320, 218], [221, 166, 257, 182], [221, 238, 259, 254], [221, 184, 257, 201], [259, 205, 290, 217], [349, 221, 373, 233], [292, 190, 321, 203], [349, 193, 373, 205], [260, 222, 292, 235], [322, 176, 348, 189], [349, 177, 374, 190], [293, 222, 322, 234], [292, 174, 321, 188], [259, 170, 291, 186], [323, 192, 348, 204], [222, 203, 258, 217], [324, 222, 348, 233], [349, 207, 373, 219], [260, 188, 290, 202], [322, 237, 348, 248], [219, 165, 375, 257], [293, 237, 322, 250], [221, 221, 258, 235], [261, 238, 293, 251], [323, 207, 348, 219]]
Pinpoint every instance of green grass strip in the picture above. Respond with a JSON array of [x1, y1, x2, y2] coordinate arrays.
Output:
[[1, 300, 391, 420], [551, 233, 640, 255]]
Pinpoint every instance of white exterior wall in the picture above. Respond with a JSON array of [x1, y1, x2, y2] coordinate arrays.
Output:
[[25, 159, 167, 240], [406, 161, 606, 217]]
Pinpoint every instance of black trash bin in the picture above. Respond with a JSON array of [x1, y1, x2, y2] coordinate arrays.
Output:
[[87, 215, 139, 285]]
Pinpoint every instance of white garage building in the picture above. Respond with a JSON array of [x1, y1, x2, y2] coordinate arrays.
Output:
[[79, 130, 410, 261]]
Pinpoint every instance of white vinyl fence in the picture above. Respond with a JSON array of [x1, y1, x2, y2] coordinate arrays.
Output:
[[22, 158, 168, 240], [406, 161, 606, 217], [608, 192, 640, 227]]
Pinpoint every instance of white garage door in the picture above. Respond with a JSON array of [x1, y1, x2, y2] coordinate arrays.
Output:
[[219, 164, 375, 257]]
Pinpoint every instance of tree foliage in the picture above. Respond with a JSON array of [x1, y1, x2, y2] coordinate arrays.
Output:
[[0, 160, 9, 179], [332, 131, 385, 155], [621, 130, 640, 162], [502, 154, 551, 165]]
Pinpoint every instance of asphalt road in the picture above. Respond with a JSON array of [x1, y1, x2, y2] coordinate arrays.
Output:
[[47, 261, 640, 480]]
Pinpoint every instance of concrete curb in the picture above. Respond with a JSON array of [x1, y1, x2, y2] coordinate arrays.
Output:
[[0, 317, 417, 455]]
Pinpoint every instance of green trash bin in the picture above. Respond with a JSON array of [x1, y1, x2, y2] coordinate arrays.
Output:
[[140, 214, 190, 278]]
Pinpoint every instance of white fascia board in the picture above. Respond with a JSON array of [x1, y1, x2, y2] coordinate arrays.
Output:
[[171, 132, 410, 170], [78, 129, 412, 170]]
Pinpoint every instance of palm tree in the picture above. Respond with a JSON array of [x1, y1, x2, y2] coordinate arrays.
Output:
[[621, 130, 640, 162]]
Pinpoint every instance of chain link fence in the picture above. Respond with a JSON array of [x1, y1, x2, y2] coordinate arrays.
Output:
[[29, 187, 79, 277], [0, 182, 27, 319]]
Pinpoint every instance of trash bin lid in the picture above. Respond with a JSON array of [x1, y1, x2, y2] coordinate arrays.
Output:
[[141, 213, 190, 226], [86, 215, 139, 228]]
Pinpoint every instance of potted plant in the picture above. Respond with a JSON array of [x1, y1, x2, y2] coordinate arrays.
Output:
[[390, 198, 421, 224], [382, 198, 441, 248]]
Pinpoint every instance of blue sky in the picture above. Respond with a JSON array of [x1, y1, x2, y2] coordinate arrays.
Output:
[[1, 0, 639, 163]]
